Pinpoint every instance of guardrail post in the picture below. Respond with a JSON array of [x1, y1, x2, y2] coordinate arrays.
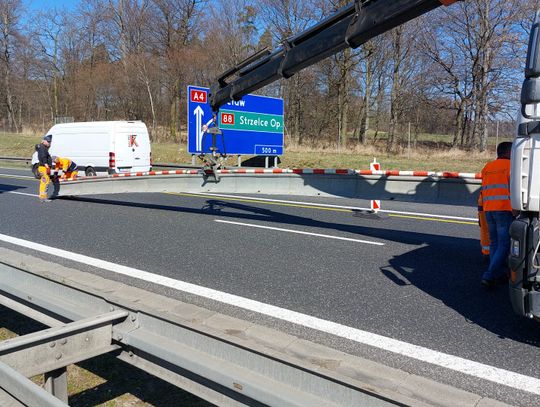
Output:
[[44, 368, 68, 404]]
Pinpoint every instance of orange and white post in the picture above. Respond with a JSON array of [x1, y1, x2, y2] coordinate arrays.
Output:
[[369, 159, 381, 213], [371, 200, 381, 213], [370, 158, 381, 172]]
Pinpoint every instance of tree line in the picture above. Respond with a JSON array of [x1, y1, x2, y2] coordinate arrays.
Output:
[[0, 0, 536, 151]]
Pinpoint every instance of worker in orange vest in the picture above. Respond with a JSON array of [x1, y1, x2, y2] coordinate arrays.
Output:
[[53, 156, 77, 180], [480, 141, 514, 288], [477, 191, 490, 261]]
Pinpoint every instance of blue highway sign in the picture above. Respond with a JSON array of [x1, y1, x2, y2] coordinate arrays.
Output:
[[187, 85, 284, 155]]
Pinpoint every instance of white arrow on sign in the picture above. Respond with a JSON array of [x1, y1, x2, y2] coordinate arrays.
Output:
[[194, 105, 204, 151]]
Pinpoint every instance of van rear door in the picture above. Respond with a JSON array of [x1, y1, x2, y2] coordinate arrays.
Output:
[[132, 130, 150, 171], [113, 122, 151, 173], [113, 132, 134, 172]]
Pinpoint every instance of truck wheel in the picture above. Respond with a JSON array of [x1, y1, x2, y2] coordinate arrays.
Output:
[[85, 167, 97, 176], [32, 164, 40, 179]]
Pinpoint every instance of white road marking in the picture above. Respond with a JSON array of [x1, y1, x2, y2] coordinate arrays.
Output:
[[4, 191, 36, 197], [185, 192, 477, 221], [214, 219, 384, 246], [0, 232, 539, 395], [0, 173, 35, 180]]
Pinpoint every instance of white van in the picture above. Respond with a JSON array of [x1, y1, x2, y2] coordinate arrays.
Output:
[[32, 121, 151, 177]]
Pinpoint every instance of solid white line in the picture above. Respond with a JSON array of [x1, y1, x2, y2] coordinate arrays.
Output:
[[0, 232, 538, 394], [5, 191, 36, 197], [0, 173, 35, 180], [184, 192, 477, 221], [214, 219, 384, 246]]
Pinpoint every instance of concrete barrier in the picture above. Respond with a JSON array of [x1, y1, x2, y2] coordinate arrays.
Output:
[[53, 170, 480, 207]]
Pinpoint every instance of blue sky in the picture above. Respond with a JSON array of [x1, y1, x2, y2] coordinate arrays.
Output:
[[26, 0, 77, 12]]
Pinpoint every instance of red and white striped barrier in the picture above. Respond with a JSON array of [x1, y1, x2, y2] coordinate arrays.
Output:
[[60, 168, 482, 182], [355, 170, 481, 179]]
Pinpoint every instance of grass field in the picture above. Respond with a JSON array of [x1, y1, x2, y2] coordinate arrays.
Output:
[[0, 131, 512, 173]]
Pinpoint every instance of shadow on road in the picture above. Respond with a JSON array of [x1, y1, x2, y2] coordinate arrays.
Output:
[[0, 183, 26, 194], [62, 196, 460, 247], [59, 195, 540, 346], [380, 244, 540, 347]]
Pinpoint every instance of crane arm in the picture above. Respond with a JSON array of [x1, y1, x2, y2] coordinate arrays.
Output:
[[210, 0, 461, 111]]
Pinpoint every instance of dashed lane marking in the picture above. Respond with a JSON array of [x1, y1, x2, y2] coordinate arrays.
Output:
[[214, 219, 385, 246]]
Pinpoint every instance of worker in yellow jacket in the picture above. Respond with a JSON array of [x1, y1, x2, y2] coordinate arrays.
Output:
[[53, 157, 78, 180], [36, 135, 52, 202]]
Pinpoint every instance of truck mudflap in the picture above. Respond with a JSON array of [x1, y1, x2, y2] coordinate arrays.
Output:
[[509, 215, 540, 318]]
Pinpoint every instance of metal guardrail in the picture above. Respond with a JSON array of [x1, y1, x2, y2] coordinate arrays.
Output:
[[151, 162, 203, 169], [0, 156, 199, 167], [0, 156, 32, 162], [0, 248, 505, 407]]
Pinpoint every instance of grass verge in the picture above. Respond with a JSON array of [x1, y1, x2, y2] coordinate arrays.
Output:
[[0, 132, 509, 173]]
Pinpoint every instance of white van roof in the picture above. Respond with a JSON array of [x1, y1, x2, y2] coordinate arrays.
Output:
[[48, 121, 147, 133]]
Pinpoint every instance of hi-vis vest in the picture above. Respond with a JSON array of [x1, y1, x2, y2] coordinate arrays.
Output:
[[55, 158, 73, 171], [481, 158, 511, 212]]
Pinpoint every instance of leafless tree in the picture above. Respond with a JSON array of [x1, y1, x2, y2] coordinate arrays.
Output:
[[0, 0, 22, 132]]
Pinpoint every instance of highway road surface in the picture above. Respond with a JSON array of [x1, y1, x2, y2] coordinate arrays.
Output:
[[1, 167, 539, 406]]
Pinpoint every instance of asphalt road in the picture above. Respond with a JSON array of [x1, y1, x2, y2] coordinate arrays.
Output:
[[1, 167, 539, 406]]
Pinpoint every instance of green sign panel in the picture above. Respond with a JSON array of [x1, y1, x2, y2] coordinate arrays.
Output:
[[218, 110, 283, 134]]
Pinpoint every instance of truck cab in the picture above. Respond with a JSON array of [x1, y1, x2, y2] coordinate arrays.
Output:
[[508, 17, 540, 321]]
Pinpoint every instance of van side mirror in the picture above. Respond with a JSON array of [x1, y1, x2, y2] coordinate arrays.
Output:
[[522, 18, 540, 119]]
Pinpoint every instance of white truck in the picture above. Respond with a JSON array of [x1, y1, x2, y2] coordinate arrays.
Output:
[[508, 17, 540, 321], [32, 121, 151, 177]]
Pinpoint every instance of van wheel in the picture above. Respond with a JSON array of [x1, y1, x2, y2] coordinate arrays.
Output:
[[32, 164, 40, 179], [85, 167, 97, 176]]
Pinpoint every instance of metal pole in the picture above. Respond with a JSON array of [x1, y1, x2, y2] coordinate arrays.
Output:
[[191, 154, 196, 165], [265, 156, 269, 168], [44, 368, 68, 404], [495, 121, 499, 148], [0, 361, 67, 407], [274, 156, 278, 168], [238, 155, 242, 167]]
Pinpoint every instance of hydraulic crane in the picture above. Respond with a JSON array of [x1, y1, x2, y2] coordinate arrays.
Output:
[[209, 0, 460, 111]]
